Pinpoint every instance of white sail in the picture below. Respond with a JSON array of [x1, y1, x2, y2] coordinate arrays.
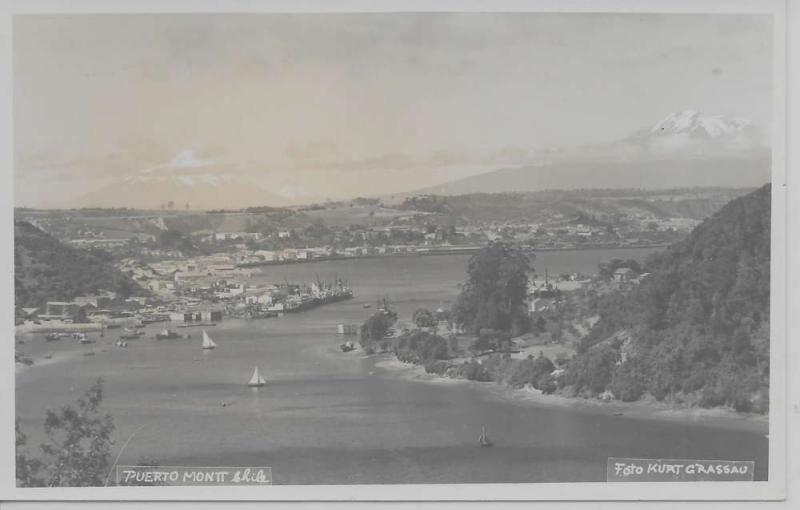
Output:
[[201, 330, 217, 349], [248, 366, 266, 387]]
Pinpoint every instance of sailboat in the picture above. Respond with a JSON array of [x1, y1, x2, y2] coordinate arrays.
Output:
[[479, 426, 493, 448], [248, 366, 266, 387], [201, 330, 217, 350]]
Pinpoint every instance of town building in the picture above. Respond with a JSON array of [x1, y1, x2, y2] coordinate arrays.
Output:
[[613, 267, 638, 282]]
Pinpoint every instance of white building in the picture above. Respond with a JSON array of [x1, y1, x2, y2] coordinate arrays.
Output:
[[255, 250, 277, 262]]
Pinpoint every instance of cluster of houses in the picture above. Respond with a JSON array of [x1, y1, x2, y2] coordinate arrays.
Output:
[[68, 230, 157, 250], [119, 252, 354, 319], [16, 291, 153, 327], [148, 243, 484, 269], [525, 266, 651, 316]]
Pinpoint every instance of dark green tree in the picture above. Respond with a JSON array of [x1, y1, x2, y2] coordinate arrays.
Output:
[[16, 379, 115, 487], [359, 312, 394, 349], [16, 419, 43, 487], [40, 379, 115, 487], [453, 241, 532, 335]]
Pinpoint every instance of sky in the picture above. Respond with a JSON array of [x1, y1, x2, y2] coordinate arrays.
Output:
[[13, 13, 774, 207]]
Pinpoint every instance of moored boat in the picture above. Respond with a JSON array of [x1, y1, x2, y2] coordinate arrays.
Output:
[[72, 332, 95, 344], [155, 329, 188, 340], [120, 328, 143, 340]]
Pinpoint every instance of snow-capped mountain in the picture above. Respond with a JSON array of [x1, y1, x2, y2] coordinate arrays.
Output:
[[626, 110, 765, 153], [409, 110, 770, 196], [66, 150, 299, 210], [648, 110, 752, 137]]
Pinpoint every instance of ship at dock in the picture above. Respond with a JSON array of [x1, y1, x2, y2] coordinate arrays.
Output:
[[281, 279, 354, 313]]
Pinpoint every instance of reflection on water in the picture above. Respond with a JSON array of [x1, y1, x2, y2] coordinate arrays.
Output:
[[15, 249, 768, 483]]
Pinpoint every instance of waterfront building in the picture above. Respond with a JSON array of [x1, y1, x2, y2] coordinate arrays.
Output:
[[255, 250, 277, 261], [613, 267, 638, 282], [214, 232, 263, 241], [174, 270, 211, 282], [169, 308, 224, 323]]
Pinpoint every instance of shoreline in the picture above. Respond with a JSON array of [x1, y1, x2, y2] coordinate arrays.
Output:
[[236, 244, 667, 268], [371, 356, 769, 435]]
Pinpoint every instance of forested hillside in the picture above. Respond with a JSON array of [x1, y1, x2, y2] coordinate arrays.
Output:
[[562, 184, 771, 412], [15, 221, 147, 308]]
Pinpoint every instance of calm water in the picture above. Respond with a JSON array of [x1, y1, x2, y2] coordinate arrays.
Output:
[[15, 248, 768, 484]]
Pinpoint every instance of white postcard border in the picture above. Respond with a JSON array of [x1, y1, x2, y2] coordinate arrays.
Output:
[[0, 0, 790, 502]]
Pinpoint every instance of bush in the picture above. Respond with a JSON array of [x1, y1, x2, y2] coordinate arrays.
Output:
[[412, 308, 436, 328], [424, 359, 450, 375], [508, 353, 555, 389], [537, 373, 558, 394], [609, 359, 647, 402], [457, 360, 493, 382], [394, 330, 449, 365], [566, 343, 618, 395]]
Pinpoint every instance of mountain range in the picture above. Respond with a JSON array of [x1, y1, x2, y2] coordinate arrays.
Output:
[[61, 110, 770, 209]]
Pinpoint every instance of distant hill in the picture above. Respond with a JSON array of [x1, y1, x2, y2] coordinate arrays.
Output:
[[66, 175, 296, 211], [14, 221, 148, 308], [563, 184, 771, 412], [396, 188, 754, 226], [413, 154, 770, 196]]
